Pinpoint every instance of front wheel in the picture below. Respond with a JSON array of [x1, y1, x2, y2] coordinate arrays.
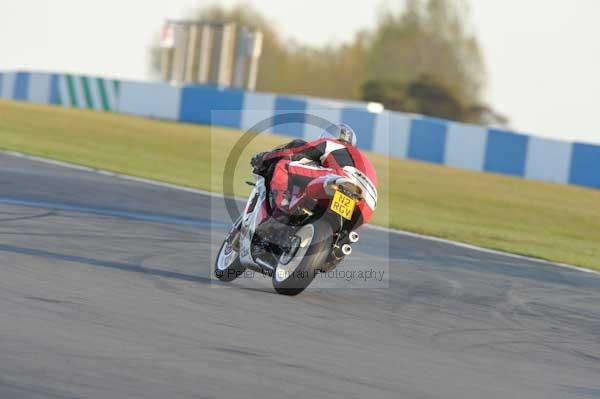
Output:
[[214, 231, 246, 282], [272, 220, 333, 296]]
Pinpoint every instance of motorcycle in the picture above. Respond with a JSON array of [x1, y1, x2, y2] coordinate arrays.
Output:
[[214, 162, 377, 295]]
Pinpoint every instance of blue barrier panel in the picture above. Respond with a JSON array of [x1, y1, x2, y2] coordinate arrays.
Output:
[[340, 108, 376, 150], [273, 96, 307, 138], [0, 74, 3, 96], [179, 85, 244, 128], [569, 143, 600, 189], [484, 129, 529, 176], [14, 72, 30, 100], [49, 74, 61, 104], [407, 118, 448, 164]]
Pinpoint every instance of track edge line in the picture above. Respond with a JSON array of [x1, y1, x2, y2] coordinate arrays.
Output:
[[3, 149, 598, 276]]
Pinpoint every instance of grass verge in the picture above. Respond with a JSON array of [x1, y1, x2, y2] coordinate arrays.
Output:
[[1, 99, 599, 271]]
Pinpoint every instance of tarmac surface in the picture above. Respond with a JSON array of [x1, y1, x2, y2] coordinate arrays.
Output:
[[1, 152, 599, 399]]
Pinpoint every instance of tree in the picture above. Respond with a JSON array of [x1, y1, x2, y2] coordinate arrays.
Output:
[[362, 75, 465, 121], [149, 1, 505, 125], [365, 0, 486, 109]]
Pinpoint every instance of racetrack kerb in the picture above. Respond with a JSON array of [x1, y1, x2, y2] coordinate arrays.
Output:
[[1, 99, 599, 270]]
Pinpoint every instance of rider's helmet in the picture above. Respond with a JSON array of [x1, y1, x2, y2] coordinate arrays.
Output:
[[321, 123, 357, 146]]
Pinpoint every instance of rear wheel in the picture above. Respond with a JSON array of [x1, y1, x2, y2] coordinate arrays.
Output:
[[214, 231, 246, 282], [272, 220, 333, 295]]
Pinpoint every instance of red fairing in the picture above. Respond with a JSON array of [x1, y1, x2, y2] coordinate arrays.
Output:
[[287, 176, 335, 213], [342, 148, 378, 226], [262, 136, 378, 190], [263, 136, 378, 226], [262, 138, 329, 162], [270, 159, 334, 211], [303, 176, 335, 200], [357, 199, 374, 225], [345, 145, 378, 187]]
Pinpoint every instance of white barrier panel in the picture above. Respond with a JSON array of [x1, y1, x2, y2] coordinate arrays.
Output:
[[117, 81, 181, 120], [87, 78, 103, 111], [56, 75, 119, 110], [26, 73, 51, 104], [525, 136, 573, 184], [240, 92, 276, 133], [58, 75, 72, 107], [372, 111, 412, 158], [0, 72, 16, 99], [73, 76, 85, 107], [444, 122, 488, 172], [303, 99, 342, 141]]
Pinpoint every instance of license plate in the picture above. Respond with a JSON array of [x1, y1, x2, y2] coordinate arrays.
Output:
[[330, 191, 356, 220]]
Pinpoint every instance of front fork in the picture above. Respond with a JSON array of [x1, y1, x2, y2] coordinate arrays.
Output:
[[227, 216, 243, 251]]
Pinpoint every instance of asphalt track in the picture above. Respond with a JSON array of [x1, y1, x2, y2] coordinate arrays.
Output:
[[1, 152, 599, 399]]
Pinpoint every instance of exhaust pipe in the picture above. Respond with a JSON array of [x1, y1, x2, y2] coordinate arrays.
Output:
[[341, 244, 352, 256], [333, 241, 353, 258], [348, 231, 359, 243]]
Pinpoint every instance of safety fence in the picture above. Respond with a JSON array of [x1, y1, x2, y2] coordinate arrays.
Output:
[[1, 70, 599, 190]]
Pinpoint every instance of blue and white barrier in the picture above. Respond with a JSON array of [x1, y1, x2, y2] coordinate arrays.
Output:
[[0, 71, 120, 111], [1, 70, 599, 190], [118, 80, 180, 120]]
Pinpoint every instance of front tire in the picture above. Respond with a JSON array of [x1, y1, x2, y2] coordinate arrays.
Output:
[[272, 220, 333, 296], [214, 233, 246, 282]]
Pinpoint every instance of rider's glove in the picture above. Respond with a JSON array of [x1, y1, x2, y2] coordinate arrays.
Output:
[[250, 152, 268, 175], [251, 152, 268, 169]]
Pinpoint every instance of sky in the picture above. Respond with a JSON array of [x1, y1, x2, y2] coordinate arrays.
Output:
[[1, 0, 599, 144]]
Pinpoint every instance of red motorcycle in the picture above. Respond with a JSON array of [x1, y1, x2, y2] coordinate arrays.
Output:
[[214, 163, 377, 295]]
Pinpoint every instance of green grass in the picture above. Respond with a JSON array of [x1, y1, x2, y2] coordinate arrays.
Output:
[[1, 99, 599, 271]]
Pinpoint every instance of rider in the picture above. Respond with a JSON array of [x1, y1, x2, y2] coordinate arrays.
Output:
[[251, 123, 378, 224]]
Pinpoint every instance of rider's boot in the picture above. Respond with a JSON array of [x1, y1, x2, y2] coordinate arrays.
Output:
[[270, 190, 292, 224]]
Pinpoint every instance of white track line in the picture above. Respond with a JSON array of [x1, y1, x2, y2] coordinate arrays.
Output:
[[3, 149, 598, 276]]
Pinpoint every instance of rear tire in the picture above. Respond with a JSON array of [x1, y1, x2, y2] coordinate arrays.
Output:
[[272, 220, 333, 296]]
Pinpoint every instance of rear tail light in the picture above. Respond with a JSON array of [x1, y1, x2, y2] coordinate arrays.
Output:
[[324, 177, 363, 199]]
